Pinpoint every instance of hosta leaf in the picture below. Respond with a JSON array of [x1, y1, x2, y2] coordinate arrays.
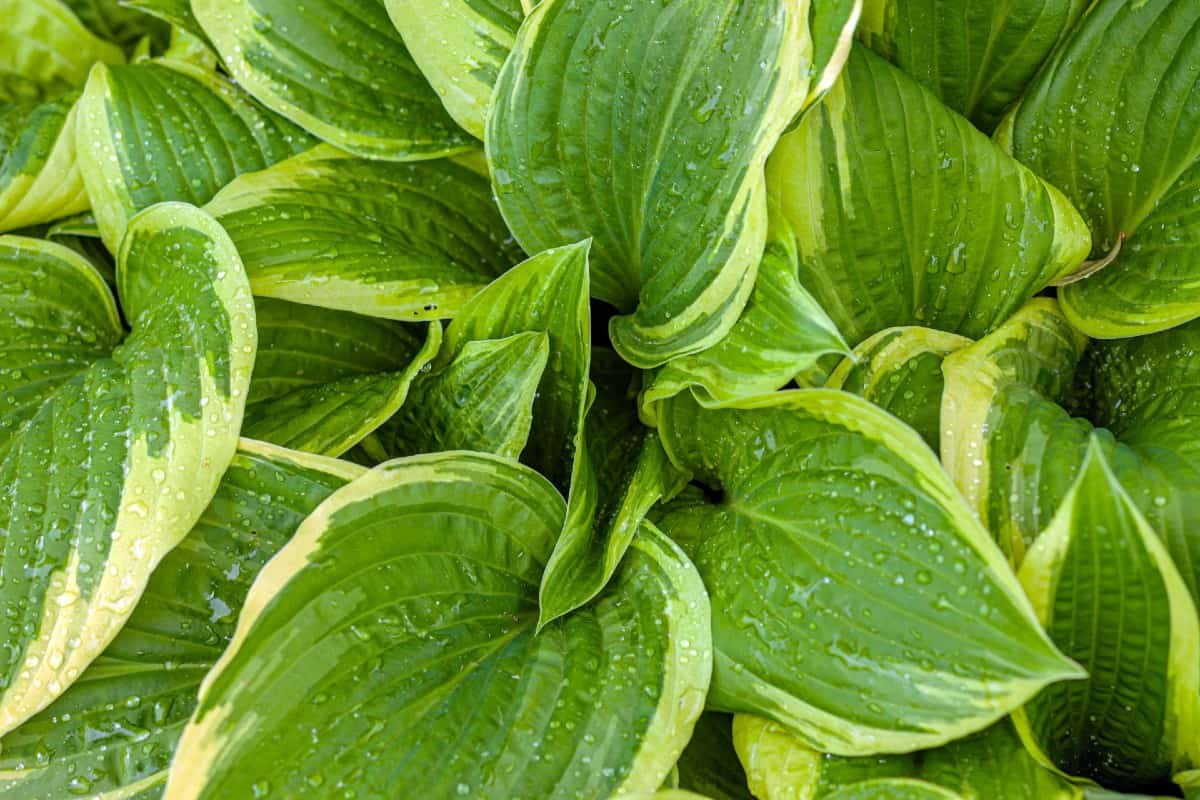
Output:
[[539, 348, 689, 627], [64, 0, 169, 49], [205, 146, 521, 321], [640, 205, 849, 422], [0, 202, 255, 734], [0, 0, 124, 102], [243, 298, 442, 457], [164, 453, 712, 799], [654, 390, 1081, 755], [0, 237, 122, 453], [376, 332, 548, 459], [827, 326, 970, 448], [674, 713, 754, 800], [857, 0, 1087, 131], [488, 0, 855, 367], [767, 45, 1090, 347], [1015, 441, 1200, 789], [997, 0, 1200, 336], [824, 781, 961, 800], [120, 0, 205, 42], [0, 440, 362, 799], [76, 58, 314, 251], [0, 93, 91, 233], [192, 0, 474, 160], [385, 0, 524, 140]]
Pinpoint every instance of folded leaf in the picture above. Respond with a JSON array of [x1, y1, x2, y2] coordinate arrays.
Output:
[[0, 202, 256, 734], [0, 0, 124, 102], [0, 440, 362, 799], [164, 453, 711, 799], [76, 58, 315, 250], [674, 713, 754, 800], [640, 204, 849, 421], [376, 332, 548, 459], [488, 0, 856, 366], [654, 390, 1081, 755], [0, 237, 122, 453], [857, 0, 1087, 131], [385, 0, 524, 140], [64, 0, 170, 49], [827, 326, 970, 448], [0, 93, 91, 232], [244, 298, 441, 457], [120, 0, 205, 41], [768, 45, 1090, 346], [205, 145, 521, 320], [1015, 441, 1200, 789], [997, 0, 1200, 336], [193, 0, 474, 160]]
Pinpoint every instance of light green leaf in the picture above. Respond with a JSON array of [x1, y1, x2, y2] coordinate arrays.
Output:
[[205, 145, 521, 321], [488, 0, 854, 367], [76, 58, 315, 251], [539, 348, 689, 628], [768, 45, 1090, 347], [654, 389, 1081, 755], [0, 202, 256, 734], [674, 713, 754, 800], [996, 0, 1200, 337], [640, 204, 849, 422], [0, 93, 91, 233], [857, 0, 1087, 131], [823, 781, 962, 800], [243, 298, 442, 457], [164, 453, 712, 799], [376, 332, 547, 460], [386, 0, 524, 140], [192, 0, 474, 160], [1178, 770, 1200, 800], [0, 440, 362, 799], [1015, 441, 1200, 789], [0, 0, 125, 102], [827, 326, 971, 449], [0, 236, 122, 453]]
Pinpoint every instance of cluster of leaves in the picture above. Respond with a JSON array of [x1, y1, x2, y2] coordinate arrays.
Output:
[[0, 0, 1198, 799]]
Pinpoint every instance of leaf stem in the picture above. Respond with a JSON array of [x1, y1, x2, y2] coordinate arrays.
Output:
[[1050, 232, 1126, 287]]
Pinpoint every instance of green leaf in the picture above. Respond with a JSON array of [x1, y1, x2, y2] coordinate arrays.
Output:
[[163, 453, 712, 799], [76, 58, 315, 251], [767, 45, 1091, 347], [0, 236, 123, 453], [827, 326, 971, 449], [376, 332, 548, 460], [0, 440, 362, 799], [539, 348, 689, 627], [120, 0, 207, 43], [1015, 440, 1200, 790], [64, 0, 170, 49], [488, 0, 855, 367], [385, 0, 524, 140], [654, 389, 1081, 755], [192, 0, 474, 160], [0, 93, 91, 232], [0, 202, 256, 734], [205, 145, 521, 321], [996, 0, 1200, 337], [0, 0, 125, 102], [243, 298, 442, 457], [640, 204, 849, 422], [857, 0, 1087, 131], [674, 713, 754, 800]]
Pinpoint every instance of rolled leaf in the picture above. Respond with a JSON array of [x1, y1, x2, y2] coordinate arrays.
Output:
[[76, 58, 314, 250], [192, 0, 473, 160], [385, 0, 524, 140], [827, 326, 970, 448], [0, 0, 124, 102], [768, 45, 1090, 346], [857, 0, 1087, 131], [488, 0, 857, 366], [205, 146, 521, 321], [654, 390, 1081, 755], [244, 298, 442, 457], [164, 453, 712, 799], [997, 0, 1200, 337], [0, 440, 363, 799], [1015, 441, 1200, 790], [0, 202, 256, 734], [0, 93, 90, 232]]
